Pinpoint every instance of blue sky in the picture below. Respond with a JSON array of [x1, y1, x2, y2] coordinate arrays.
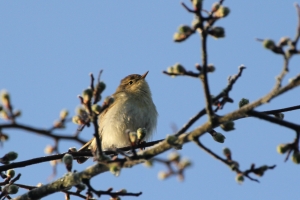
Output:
[[0, 1, 300, 199]]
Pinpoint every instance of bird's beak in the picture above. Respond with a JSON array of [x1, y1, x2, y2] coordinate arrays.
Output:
[[141, 71, 149, 79]]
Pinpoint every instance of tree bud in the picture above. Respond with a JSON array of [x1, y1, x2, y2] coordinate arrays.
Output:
[[6, 169, 15, 178], [209, 27, 225, 38], [220, 121, 235, 131], [168, 152, 180, 162], [235, 173, 244, 184], [223, 147, 231, 157], [137, 128, 146, 141], [212, 132, 226, 143], [92, 104, 102, 115], [291, 152, 300, 164], [215, 6, 230, 18], [263, 39, 276, 50], [60, 109, 69, 119], [276, 144, 289, 154], [158, 171, 168, 180], [6, 151, 18, 161], [82, 88, 93, 103], [239, 98, 249, 108]]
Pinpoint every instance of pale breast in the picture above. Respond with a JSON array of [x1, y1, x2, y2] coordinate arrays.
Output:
[[99, 93, 157, 149]]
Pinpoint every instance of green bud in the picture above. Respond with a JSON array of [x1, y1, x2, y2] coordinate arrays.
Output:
[[173, 32, 187, 42], [143, 160, 153, 168], [158, 171, 168, 180], [72, 116, 81, 125], [82, 88, 93, 103], [119, 189, 127, 193], [178, 25, 192, 34], [110, 165, 121, 176], [230, 161, 239, 171], [168, 152, 180, 162], [212, 2, 220, 11], [96, 81, 106, 93], [278, 37, 291, 47], [263, 39, 276, 50], [192, 0, 203, 10], [173, 63, 186, 74], [179, 158, 192, 168], [129, 132, 137, 144], [92, 104, 102, 115], [291, 152, 300, 164], [215, 6, 230, 18], [60, 109, 69, 119], [166, 135, 178, 145], [137, 128, 146, 141], [220, 121, 235, 131], [6, 169, 15, 178], [276, 144, 289, 154], [209, 27, 225, 39], [223, 147, 231, 157], [76, 107, 87, 116], [239, 98, 249, 108], [235, 173, 244, 184], [62, 154, 73, 165], [273, 113, 284, 120], [212, 132, 226, 143], [68, 147, 77, 152], [207, 64, 215, 72], [6, 151, 18, 161], [5, 184, 19, 194]]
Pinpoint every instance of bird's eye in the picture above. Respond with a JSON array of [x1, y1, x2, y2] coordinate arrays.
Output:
[[129, 81, 133, 85]]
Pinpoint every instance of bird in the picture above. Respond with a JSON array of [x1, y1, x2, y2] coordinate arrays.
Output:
[[77, 71, 158, 163]]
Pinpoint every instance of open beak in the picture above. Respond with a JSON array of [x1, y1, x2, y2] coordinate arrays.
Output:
[[141, 71, 149, 79]]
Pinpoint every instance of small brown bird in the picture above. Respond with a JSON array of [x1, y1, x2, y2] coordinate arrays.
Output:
[[78, 71, 158, 163]]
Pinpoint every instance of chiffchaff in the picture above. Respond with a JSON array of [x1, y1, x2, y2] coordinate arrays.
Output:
[[78, 71, 157, 163]]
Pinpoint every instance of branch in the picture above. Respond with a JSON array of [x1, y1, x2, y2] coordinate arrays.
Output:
[[0, 123, 87, 144]]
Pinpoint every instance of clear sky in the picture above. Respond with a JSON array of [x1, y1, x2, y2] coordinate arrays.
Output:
[[0, 1, 300, 200]]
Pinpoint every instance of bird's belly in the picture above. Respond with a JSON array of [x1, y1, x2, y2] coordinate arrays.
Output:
[[99, 101, 156, 149]]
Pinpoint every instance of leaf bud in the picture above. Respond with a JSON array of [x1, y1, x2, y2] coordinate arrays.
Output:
[[223, 147, 231, 157], [276, 144, 289, 154], [60, 109, 69, 119], [6, 169, 15, 178], [291, 151, 300, 164], [239, 98, 249, 108], [214, 6, 230, 18], [220, 121, 235, 131], [1, 90, 10, 107], [209, 27, 225, 38], [168, 152, 180, 162], [235, 173, 244, 184], [158, 171, 168, 180], [92, 104, 102, 115], [129, 132, 137, 144], [173, 63, 186, 74], [5, 184, 19, 194], [6, 151, 18, 161], [179, 158, 192, 168], [262, 39, 276, 50], [82, 88, 93, 103], [137, 128, 146, 141], [207, 64, 215, 72], [212, 132, 226, 143]]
